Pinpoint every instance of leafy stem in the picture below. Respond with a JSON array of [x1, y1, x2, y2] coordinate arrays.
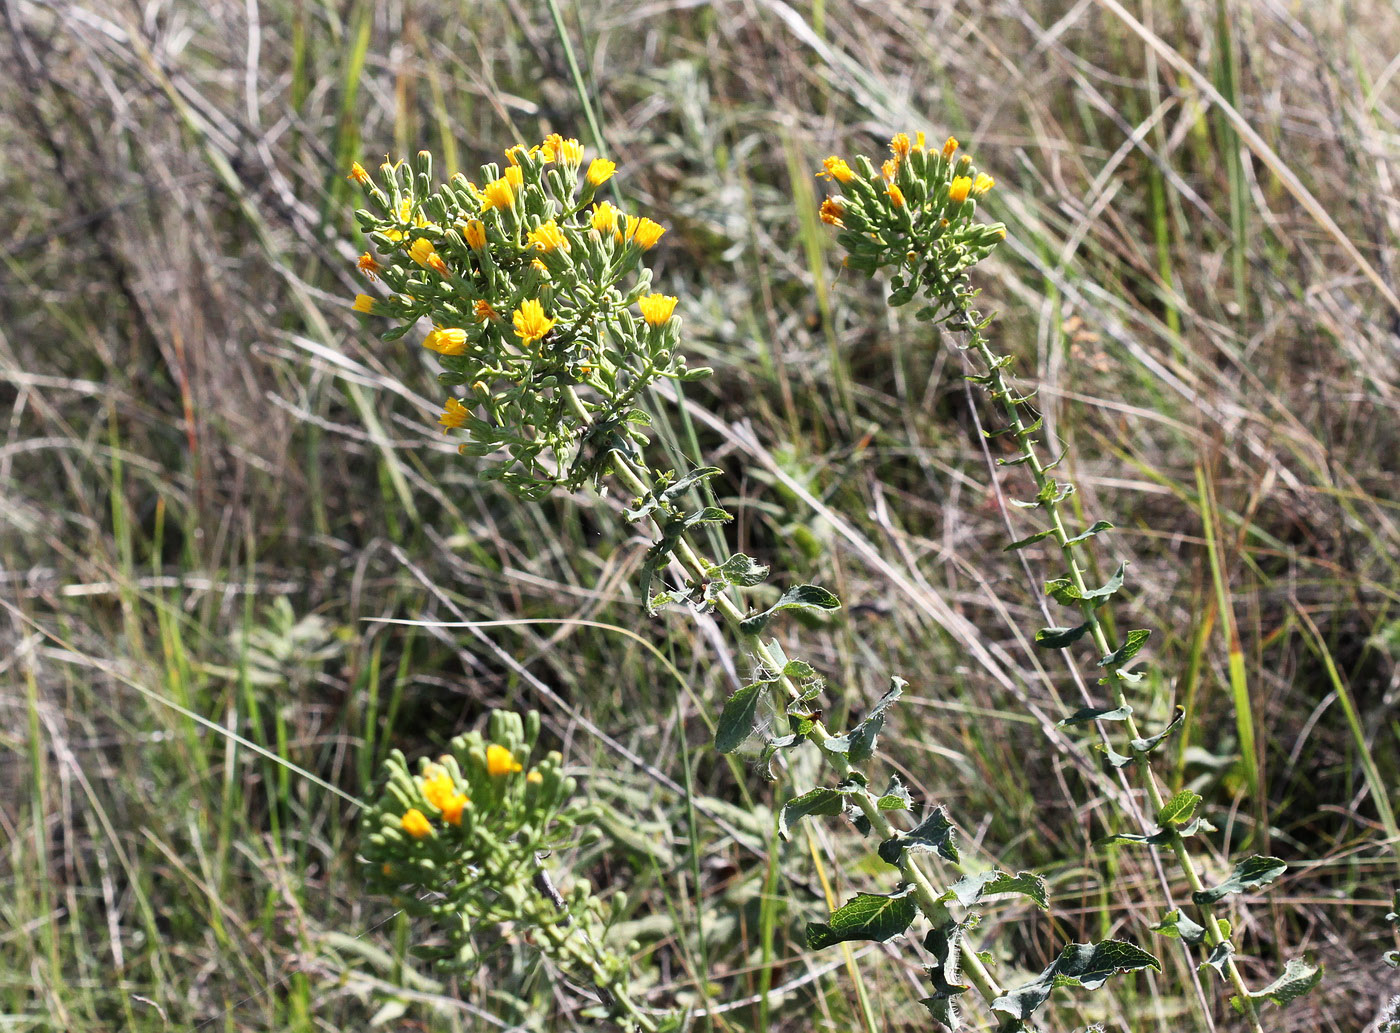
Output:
[[564, 387, 1016, 1027], [950, 295, 1266, 1033]]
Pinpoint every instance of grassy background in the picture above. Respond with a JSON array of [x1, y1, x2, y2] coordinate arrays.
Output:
[[3, 0, 1399, 1029]]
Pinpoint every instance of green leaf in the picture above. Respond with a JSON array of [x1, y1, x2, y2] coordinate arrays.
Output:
[[823, 677, 904, 763], [684, 506, 732, 528], [1035, 623, 1092, 649], [1193, 855, 1287, 906], [1098, 706, 1186, 766], [807, 887, 917, 950], [921, 921, 970, 1029], [1059, 704, 1133, 727], [1231, 958, 1322, 1012], [713, 552, 769, 587], [991, 940, 1160, 1020], [714, 679, 773, 754], [740, 584, 842, 635], [1199, 940, 1234, 977], [1098, 628, 1151, 668], [778, 788, 844, 838], [1004, 528, 1055, 552], [877, 775, 913, 812], [659, 466, 722, 502], [879, 806, 958, 866], [1065, 520, 1114, 545], [1044, 563, 1125, 608], [942, 870, 1048, 911], [1157, 790, 1201, 826], [1152, 908, 1206, 945], [1098, 816, 1213, 847]]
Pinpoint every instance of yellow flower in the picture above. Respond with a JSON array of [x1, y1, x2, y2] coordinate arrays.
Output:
[[559, 139, 584, 165], [347, 161, 370, 184], [504, 165, 524, 190], [816, 156, 855, 183], [972, 173, 995, 196], [586, 158, 616, 186], [424, 327, 468, 355], [526, 770, 543, 784], [915, 131, 927, 152], [942, 136, 958, 160], [352, 294, 377, 314], [881, 158, 898, 182], [357, 252, 381, 279], [512, 299, 555, 343], [622, 215, 666, 250], [463, 219, 487, 250], [438, 397, 470, 433], [503, 143, 528, 165], [481, 177, 515, 211], [427, 253, 449, 276], [540, 133, 565, 162], [819, 198, 845, 226], [890, 133, 911, 160], [887, 184, 906, 208], [438, 792, 467, 825], [638, 293, 678, 326], [486, 744, 523, 776], [400, 808, 432, 838], [527, 219, 569, 253], [421, 771, 455, 810], [474, 299, 499, 322], [591, 201, 619, 233], [948, 176, 972, 203], [397, 199, 413, 223], [408, 237, 436, 266]]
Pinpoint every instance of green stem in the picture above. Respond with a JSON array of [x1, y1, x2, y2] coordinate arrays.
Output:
[[563, 385, 1016, 1025], [959, 312, 1264, 1032]]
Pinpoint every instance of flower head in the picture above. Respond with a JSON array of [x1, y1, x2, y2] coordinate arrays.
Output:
[[886, 184, 906, 208], [474, 299, 499, 322], [421, 770, 469, 825], [408, 237, 437, 267], [948, 176, 972, 203], [397, 199, 413, 223], [438, 397, 470, 433], [512, 299, 555, 344], [559, 139, 585, 166], [352, 294, 378, 314], [638, 293, 678, 326], [890, 133, 911, 160], [591, 201, 618, 234], [942, 136, 959, 161], [972, 173, 995, 196], [586, 158, 616, 187], [486, 744, 523, 777], [504, 165, 524, 190], [527, 219, 569, 253], [481, 177, 515, 211], [400, 808, 432, 838], [819, 197, 845, 226], [622, 215, 666, 250], [526, 769, 544, 784], [540, 133, 565, 162], [427, 253, 449, 276], [915, 131, 927, 152], [357, 252, 382, 279], [816, 156, 855, 183], [503, 143, 529, 166], [463, 219, 487, 250], [347, 161, 370, 184], [881, 158, 898, 183], [424, 327, 468, 355]]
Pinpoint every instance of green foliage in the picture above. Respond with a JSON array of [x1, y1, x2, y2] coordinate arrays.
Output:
[[990, 941, 1161, 1024], [806, 887, 918, 949], [1192, 856, 1288, 906]]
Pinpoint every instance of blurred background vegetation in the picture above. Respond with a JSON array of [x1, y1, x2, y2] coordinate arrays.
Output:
[[2, 0, 1398, 1029]]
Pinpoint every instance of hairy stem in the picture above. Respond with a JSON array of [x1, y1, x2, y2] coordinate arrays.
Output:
[[562, 385, 1017, 1026], [957, 307, 1263, 1031]]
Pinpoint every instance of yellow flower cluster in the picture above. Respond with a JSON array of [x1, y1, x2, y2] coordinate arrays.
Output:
[[396, 744, 528, 839]]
